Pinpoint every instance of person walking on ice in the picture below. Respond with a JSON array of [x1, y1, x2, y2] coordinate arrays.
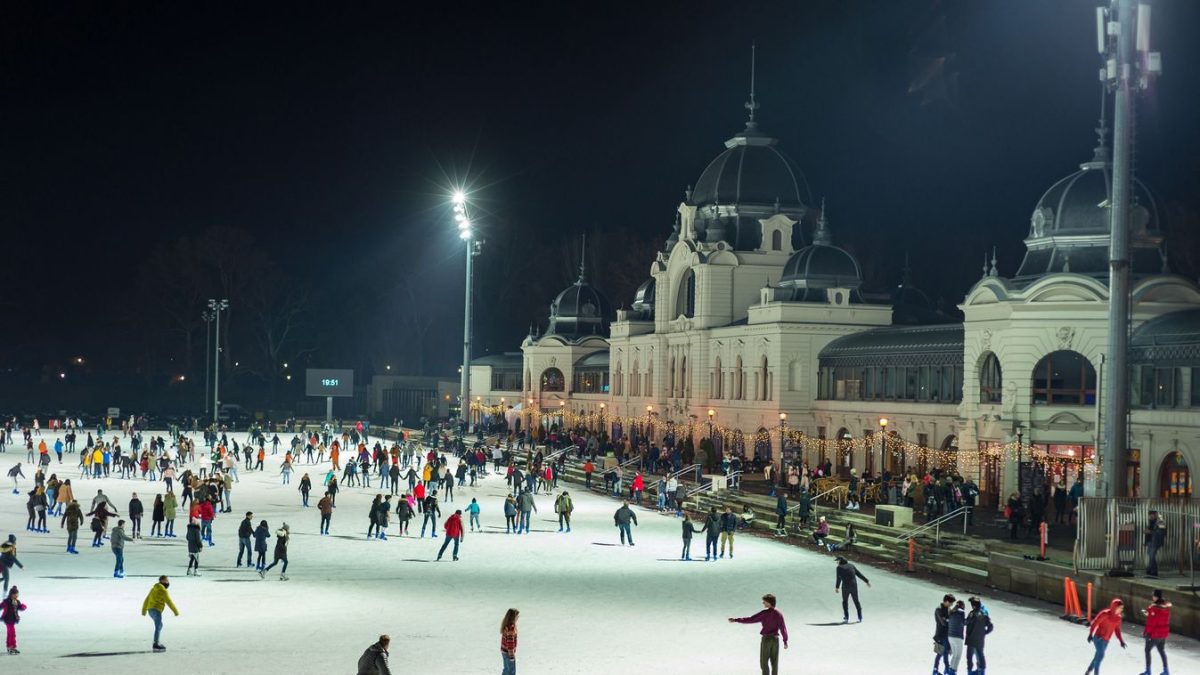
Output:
[[1085, 598, 1126, 674], [1, 586, 25, 655], [614, 500, 637, 546], [466, 498, 481, 532], [141, 575, 179, 652], [681, 516, 699, 560], [728, 593, 788, 675], [834, 556, 869, 623]]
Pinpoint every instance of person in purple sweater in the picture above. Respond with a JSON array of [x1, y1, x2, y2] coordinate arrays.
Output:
[[729, 593, 789, 675]]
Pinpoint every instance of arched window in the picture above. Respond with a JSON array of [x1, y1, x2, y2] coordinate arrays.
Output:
[[676, 269, 696, 318], [979, 352, 1003, 404], [646, 361, 653, 395], [735, 356, 744, 400], [680, 356, 687, 398], [631, 360, 640, 397], [1159, 451, 1193, 500], [713, 356, 723, 399], [540, 368, 565, 392], [613, 365, 623, 396], [1032, 351, 1096, 405], [760, 356, 770, 401], [771, 230, 782, 251], [669, 356, 676, 397]]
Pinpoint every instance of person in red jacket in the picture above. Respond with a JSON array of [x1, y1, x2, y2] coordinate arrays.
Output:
[[1141, 589, 1171, 675], [1086, 598, 1126, 675], [198, 500, 216, 546], [414, 481, 426, 513], [437, 510, 463, 561], [631, 472, 645, 505]]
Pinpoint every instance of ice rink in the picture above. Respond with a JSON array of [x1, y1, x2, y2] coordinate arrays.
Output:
[[4, 431, 1199, 674]]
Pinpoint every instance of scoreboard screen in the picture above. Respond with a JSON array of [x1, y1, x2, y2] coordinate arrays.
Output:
[[305, 369, 354, 398]]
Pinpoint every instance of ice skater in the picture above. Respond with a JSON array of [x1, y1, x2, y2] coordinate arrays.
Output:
[[719, 506, 738, 559], [185, 519, 203, 576], [1, 587, 25, 655], [8, 463, 24, 494], [466, 497, 481, 532], [141, 575, 179, 652], [437, 510, 463, 561], [702, 507, 720, 561], [1086, 598, 1126, 674], [1141, 589, 1171, 675], [947, 598, 966, 674], [236, 512, 254, 567], [318, 492, 333, 534], [834, 557, 870, 623], [420, 490, 441, 538], [614, 500, 637, 546], [517, 489, 536, 534], [253, 520, 270, 571], [728, 594, 788, 675], [933, 594, 953, 674], [111, 519, 130, 578], [681, 516, 698, 560], [499, 609, 520, 675], [0, 536, 21, 592], [356, 634, 392, 675], [553, 491, 572, 533], [62, 500, 83, 554], [259, 522, 290, 580], [965, 596, 993, 675]]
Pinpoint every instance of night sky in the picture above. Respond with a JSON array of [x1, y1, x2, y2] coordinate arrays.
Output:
[[4, 1, 1200, 407]]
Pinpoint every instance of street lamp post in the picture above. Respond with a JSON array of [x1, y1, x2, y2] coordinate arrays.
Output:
[[879, 417, 889, 478], [599, 402, 606, 435], [202, 310, 213, 415], [778, 412, 787, 466], [207, 299, 229, 425], [453, 191, 483, 431], [707, 409, 715, 440]]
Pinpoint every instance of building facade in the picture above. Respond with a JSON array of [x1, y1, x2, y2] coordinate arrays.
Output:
[[469, 89, 1200, 507]]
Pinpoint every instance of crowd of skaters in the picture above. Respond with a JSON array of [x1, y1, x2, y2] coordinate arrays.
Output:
[[0, 416, 1186, 673]]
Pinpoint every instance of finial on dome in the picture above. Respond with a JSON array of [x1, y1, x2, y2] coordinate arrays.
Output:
[[685, 185, 693, 202], [813, 197, 832, 246], [773, 196, 781, 215], [981, 252, 989, 279], [1161, 249, 1170, 275], [576, 233, 587, 284], [1062, 252, 1071, 273], [989, 247, 998, 277], [744, 41, 760, 127]]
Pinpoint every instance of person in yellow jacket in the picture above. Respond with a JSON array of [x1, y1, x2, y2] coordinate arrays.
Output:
[[91, 448, 104, 479], [141, 575, 179, 652]]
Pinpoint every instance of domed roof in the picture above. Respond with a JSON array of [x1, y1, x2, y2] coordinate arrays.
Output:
[[1015, 121, 1164, 281], [778, 208, 862, 291], [690, 123, 812, 209], [631, 278, 655, 311], [545, 247, 611, 340]]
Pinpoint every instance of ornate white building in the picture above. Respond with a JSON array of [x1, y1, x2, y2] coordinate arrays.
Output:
[[470, 92, 1200, 509]]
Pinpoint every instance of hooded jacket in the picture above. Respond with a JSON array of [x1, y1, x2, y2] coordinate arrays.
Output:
[[1144, 601, 1171, 640], [1088, 599, 1125, 643]]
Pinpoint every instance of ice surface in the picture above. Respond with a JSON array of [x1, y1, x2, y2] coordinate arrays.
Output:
[[3, 431, 1198, 674]]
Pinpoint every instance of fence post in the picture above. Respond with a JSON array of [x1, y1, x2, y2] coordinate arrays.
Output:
[[1040, 521, 1048, 560], [1086, 582, 1093, 622], [908, 538, 915, 573]]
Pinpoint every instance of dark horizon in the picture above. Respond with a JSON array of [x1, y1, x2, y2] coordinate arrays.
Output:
[[4, 1, 1199, 412]]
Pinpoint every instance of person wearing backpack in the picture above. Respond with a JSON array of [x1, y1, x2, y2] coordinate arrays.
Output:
[[965, 596, 993, 675], [259, 523, 290, 580]]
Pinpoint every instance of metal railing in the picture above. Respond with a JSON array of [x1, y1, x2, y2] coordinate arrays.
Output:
[[1075, 497, 1200, 572], [892, 505, 972, 547], [810, 485, 846, 510], [724, 470, 744, 490], [668, 463, 702, 481], [686, 478, 714, 498]]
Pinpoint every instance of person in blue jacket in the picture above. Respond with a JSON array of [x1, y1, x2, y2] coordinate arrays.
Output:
[[466, 498, 481, 532]]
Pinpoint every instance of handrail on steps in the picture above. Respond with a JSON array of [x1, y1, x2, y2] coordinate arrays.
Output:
[[805, 485, 846, 510], [891, 505, 972, 547]]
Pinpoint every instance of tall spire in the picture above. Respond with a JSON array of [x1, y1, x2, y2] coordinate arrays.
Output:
[[901, 251, 912, 286], [813, 197, 832, 246], [744, 41, 759, 127]]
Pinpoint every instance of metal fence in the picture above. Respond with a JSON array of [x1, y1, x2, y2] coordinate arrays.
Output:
[[1075, 497, 1200, 572]]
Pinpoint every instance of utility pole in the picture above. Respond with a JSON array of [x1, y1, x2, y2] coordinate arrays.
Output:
[[202, 311, 213, 415], [1098, 0, 1160, 496]]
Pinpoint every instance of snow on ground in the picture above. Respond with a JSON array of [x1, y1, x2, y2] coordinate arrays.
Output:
[[3, 430, 1198, 674]]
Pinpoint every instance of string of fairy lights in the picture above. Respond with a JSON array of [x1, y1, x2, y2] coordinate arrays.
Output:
[[467, 400, 1099, 471]]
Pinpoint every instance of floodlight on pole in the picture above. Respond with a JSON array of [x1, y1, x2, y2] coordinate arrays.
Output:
[[453, 190, 484, 429]]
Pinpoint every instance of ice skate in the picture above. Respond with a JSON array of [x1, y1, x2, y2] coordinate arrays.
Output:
[[152, 644, 166, 652]]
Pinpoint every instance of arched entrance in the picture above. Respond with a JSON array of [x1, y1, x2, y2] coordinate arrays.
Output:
[[939, 435, 958, 472], [835, 427, 851, 478], [1159, 451, 1193, 500]]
